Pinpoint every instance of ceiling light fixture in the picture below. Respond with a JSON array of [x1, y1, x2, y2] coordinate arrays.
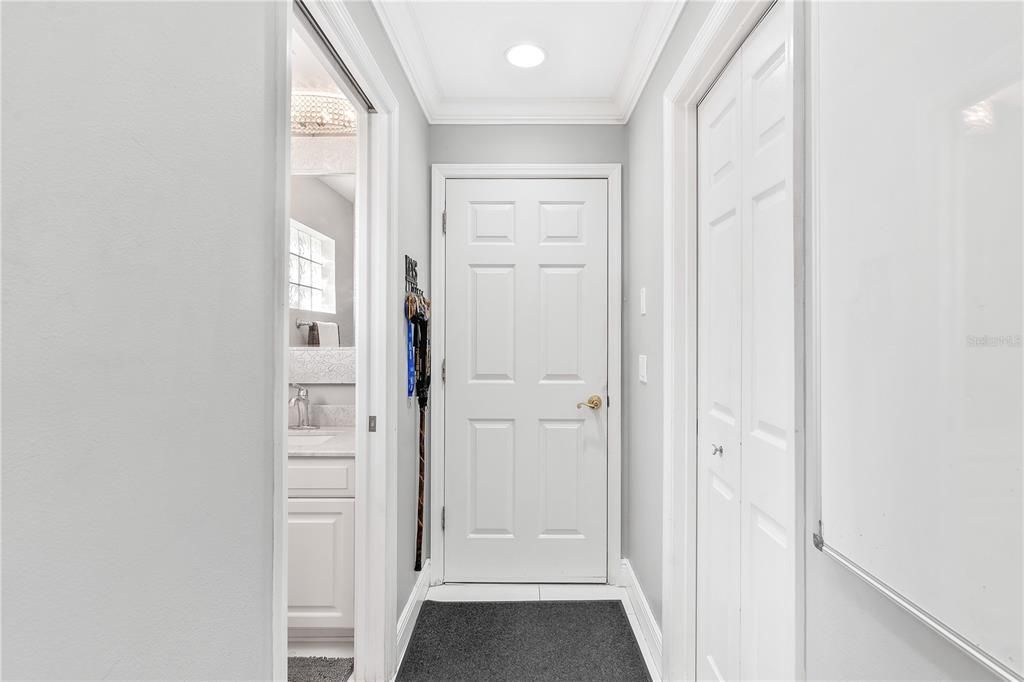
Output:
[[962, 99, 994, 131], [291, 92, 357, 137], [505, 44, 545, 69]]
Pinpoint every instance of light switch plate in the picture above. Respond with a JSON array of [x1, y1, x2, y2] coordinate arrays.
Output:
[[639, 354, 648, 384], [640, 287, 647, 315]]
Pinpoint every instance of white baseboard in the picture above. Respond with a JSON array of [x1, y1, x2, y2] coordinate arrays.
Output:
[[397, 559, 432, 668], [621, 559, 663, 680], [287, 639, 354, 658]]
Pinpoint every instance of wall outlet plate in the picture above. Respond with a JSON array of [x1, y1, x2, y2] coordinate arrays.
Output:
[[640, 287, 647, 315], [639, 354, 648, 383]]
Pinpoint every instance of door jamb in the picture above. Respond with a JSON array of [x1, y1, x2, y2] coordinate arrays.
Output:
[[429, 163, 623, 586], [660, 2, 806, 680], [273, 2, 402, 680]]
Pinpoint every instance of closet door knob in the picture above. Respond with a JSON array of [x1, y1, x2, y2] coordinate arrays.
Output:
[[711, 444, 724, 457]]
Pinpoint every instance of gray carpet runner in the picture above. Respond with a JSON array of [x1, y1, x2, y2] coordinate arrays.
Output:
[[397, 600, 651, 681], [288, 656, 354, 682]]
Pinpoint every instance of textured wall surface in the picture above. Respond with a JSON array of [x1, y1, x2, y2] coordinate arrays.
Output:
[[2, 2, 281, 678]]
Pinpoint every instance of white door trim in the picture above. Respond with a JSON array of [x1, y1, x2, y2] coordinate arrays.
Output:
[[430, 163, 623, 587], [271, 5, 290, 678], [660, 2, 807, 680], [274, 2, 402, 680]]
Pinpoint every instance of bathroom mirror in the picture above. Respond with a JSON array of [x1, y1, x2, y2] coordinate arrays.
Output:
[[288, 26, 356, 352]]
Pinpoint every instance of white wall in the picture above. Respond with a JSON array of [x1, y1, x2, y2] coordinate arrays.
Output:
[[347, 0, 433, 619], [806, 551, 995, 680], [2, 2, 282, 679], [627, 1, 998, 678], [289, 176, 355, 347]]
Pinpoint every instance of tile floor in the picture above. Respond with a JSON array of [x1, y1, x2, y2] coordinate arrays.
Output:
[[423, 583, 659, 680]]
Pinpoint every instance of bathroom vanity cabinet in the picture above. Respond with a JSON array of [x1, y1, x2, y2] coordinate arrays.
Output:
[[287, 429, 356, 638]]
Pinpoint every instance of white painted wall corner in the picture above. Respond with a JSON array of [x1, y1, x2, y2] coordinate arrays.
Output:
[[396, 559, 432, 671], [622, 559, 663, 680]]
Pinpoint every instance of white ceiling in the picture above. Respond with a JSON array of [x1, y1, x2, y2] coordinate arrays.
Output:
[[292, 28, 345, 94], [372, 1, 685, 124], [318, 174, 357, 202]]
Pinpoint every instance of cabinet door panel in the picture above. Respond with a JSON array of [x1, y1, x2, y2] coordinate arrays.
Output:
[[287, 498, 354, 632], [288, 456, 356, 497]]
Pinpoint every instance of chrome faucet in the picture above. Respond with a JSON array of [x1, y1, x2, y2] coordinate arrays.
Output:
[[288, 384, 318, 430]]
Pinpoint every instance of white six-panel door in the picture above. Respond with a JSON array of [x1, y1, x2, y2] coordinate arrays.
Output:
[[443, 178, 608, 582], [697, 2, 797, 680]]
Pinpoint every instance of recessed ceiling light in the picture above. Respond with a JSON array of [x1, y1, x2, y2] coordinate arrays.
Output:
[[506, 44, 545, 69]]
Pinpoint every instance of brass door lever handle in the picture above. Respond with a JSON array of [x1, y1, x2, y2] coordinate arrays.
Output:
[[576, 395, 603, 410]]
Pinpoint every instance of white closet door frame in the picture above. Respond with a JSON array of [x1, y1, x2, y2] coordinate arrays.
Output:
[[429, 163, 623, 587], [660, 2, 807, 680]]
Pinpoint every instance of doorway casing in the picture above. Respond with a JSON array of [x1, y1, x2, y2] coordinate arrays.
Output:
[[428, 163, 623, 587], [273, 1, 402, 680], [659, 2, 807, 680]]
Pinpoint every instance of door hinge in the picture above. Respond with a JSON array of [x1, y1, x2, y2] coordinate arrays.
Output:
[[812, 519, 824, 551], [441, 358, 446, 384], [441, 506, 446, 532], [368, 415, 377, 432], [442, 210, 447, 235]]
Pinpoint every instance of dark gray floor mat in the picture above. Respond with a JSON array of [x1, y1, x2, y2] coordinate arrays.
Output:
[[397, 600, 651, 681], [288, 656, 354, 682]]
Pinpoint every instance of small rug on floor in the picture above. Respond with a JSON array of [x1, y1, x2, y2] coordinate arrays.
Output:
[[397, 600, 651, 681], [288, 656, 354, 682]]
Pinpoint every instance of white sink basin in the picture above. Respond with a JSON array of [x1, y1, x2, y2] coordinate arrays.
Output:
[[287, 433, 334, 448]]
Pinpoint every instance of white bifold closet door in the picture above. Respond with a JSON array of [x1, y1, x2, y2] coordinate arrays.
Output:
[[696, 3, 797, 681]]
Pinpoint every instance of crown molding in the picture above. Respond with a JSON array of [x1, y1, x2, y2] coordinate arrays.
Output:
[[371, 0, 686, 125], [616, 0, 688, 121], [371, 0, 440, 122]]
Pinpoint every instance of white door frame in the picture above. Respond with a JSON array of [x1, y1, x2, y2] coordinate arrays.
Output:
[[660, 2, 807, 680], [273, 2, 402, 680], [429, 163, 623, 587]]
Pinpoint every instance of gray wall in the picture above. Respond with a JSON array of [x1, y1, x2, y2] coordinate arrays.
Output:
[[627, 0, 996, 678], [2, 2, 281, 678], [430, 124, 627, 164], [346, 0, 433, 619], [621, 0, 717, 628], [289, 176, 355, 347], [427, 121, 630, 597]]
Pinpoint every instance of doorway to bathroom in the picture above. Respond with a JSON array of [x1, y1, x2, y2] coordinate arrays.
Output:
[[275, 2, 400, 680], [286, 5, 361, 673]]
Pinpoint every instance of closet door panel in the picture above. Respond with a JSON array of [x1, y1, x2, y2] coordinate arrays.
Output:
[[739, 3, 797, 681], [696, 55, 744, 682]]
